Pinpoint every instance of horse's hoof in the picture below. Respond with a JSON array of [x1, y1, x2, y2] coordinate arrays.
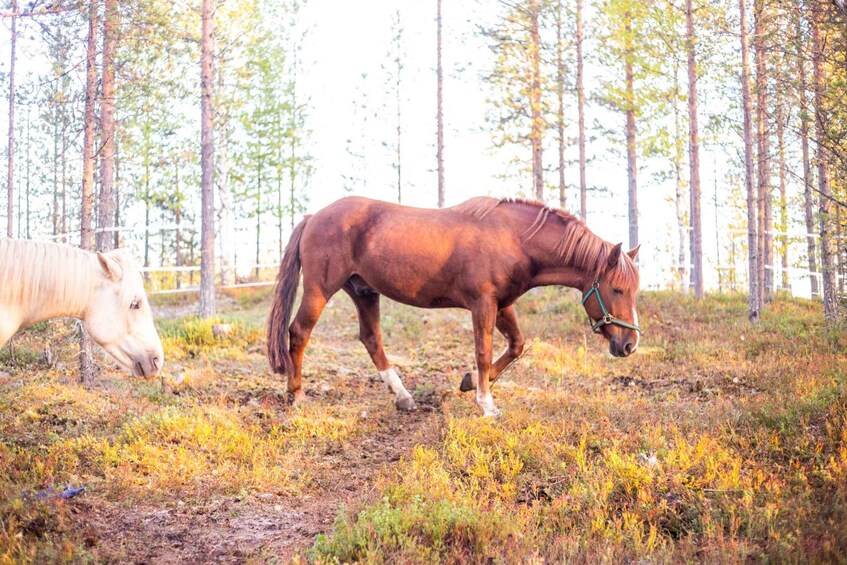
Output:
[[289, 390, 307, 405], [482, 407, 502, 418], [459, 372, 476, 392], [395, 396, 417, 412]]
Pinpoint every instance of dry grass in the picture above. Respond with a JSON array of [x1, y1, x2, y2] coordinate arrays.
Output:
[[1, 289, 846, 562]]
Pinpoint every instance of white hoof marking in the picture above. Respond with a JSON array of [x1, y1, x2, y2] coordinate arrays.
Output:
[[379, 367, 414, 406]]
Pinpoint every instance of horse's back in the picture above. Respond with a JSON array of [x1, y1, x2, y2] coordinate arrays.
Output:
[[298, 197, 528, 308]]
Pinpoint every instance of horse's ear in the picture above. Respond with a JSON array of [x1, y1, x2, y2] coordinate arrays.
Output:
[[627, 244, 641, 261], [607, 243, 623, 269], [97, 252, 124, 281]]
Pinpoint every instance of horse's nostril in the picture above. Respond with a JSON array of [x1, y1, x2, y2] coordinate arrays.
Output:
[[151, 357, 159, 370], [624, 342, 633, 355]]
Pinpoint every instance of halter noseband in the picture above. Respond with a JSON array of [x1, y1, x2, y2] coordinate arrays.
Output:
[[581, 279, 641, 334]]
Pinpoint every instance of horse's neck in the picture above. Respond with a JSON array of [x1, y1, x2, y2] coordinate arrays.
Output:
[[517, 210, 601, 290], [0, 239, 99, 324]]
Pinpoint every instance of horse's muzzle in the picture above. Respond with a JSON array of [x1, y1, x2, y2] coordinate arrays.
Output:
[[134, 355, 162, 378], [610, 338, 637, 358]]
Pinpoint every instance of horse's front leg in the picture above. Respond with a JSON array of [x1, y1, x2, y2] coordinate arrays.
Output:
[[0, 316, 21, 351], [471, 299, 500, 417], [461, 305, 525, 393]]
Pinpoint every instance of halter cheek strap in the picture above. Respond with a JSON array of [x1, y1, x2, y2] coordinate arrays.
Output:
[[581, 279, 642, 334]]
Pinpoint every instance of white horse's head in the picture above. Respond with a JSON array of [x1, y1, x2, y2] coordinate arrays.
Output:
[[85, 249, 164, 378]]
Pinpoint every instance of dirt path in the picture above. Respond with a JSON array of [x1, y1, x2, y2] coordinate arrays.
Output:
[[73, 373, 449, 563]]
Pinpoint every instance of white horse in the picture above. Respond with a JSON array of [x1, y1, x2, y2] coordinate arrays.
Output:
[[0, 237, 164, 377]]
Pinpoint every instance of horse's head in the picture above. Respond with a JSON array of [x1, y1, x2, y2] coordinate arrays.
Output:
[[581, 243, 640, 358], [85, 249, 164, 378]]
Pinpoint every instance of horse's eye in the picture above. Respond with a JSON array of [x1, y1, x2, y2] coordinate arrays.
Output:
[[130, 298, 140, 310], [612, 288, 624, 295]]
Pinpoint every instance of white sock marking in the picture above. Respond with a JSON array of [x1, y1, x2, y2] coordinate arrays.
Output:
[[379, 367, 413, 401], [476, 391, 500, 417]]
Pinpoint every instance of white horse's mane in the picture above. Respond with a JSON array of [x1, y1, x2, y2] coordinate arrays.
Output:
[[0, 238, 96, 316]]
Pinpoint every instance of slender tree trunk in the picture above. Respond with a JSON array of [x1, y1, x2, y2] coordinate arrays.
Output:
[[61, 112, 67, 243], [809, 0, 838, 321], [277, 123, 283, 260], [754, 0, 772, 302], [687, 0, 703, 297], [143, 140, 151, 272], [114, 131, 120, 248], [97, 0, 118, 252], [175, 168, 182, 289], [740, 0, 759, 322], [775, 55, 790, 292], [255, 158, 262, 280], [199, 0, 216, 317], [24, 108, 29, 239], [392, 9, 403, 204], [577, 0, 587, 219], [52, 102, 59, 236], [6, 0, 17, 238], [530, 0, 544, 200], [436, 0, 445, 208], [80, 0, 99, 383], [672, 64, 689, 294], [396, 58, 402, 204], [798, 14, 819, 297], [555, 0, 566, 210], [624, 11, 638, 250], [217, 86, 235, 285]]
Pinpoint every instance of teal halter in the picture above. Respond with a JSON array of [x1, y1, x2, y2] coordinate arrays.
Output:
[[581, 279, 641, 334]]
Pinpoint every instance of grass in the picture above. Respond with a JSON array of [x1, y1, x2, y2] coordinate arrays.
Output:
[[1, 289, 846, 562]]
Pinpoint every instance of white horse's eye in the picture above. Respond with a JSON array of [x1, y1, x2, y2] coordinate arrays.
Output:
[[130, 298, 140, 310]]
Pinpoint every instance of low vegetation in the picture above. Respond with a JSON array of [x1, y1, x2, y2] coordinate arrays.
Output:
[[1, 289, 845, 562]]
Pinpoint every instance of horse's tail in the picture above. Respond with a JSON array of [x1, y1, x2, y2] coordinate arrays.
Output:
[[268, 216, 310, 375]]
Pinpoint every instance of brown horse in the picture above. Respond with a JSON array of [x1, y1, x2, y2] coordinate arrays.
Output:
[[268, 196, 640, 416]]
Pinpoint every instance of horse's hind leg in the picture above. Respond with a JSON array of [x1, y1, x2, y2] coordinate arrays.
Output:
[[344, 288, 416, 411], [287, 287, 329, 403], [460, 305, 525, 393]]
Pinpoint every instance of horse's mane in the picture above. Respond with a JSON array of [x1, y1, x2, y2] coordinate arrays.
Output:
[[0, 238, 95, 315], [453, 197, 639, 288]]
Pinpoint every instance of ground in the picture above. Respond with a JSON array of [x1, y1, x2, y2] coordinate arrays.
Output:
[[1, 288, 846, 563]]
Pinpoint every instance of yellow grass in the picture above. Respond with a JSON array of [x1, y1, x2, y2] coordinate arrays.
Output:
[[1, 289, 846, 562]]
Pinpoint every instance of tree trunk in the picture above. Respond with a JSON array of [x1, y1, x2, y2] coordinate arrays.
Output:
[[175, 169, 182, 290], [673, 64, 689, 294], [199, 0, 216, 317], [114, 131, 120, 249], [740, 0, 759, 322], [393, 9, 403, 204], [255, 158, 262, 281], [24, 108, 29, 239], [775, 54, 790, 292], [687, 0, 703, 297], [809, 0, 838, 321], [6, 0, 17, 238], [798, 13, 819, 298], [577, 0, 587, 219], [80, 0, 99, 384], [754, 0, 772, 303], [217, 80, 235, 285], [97, 0, 118, 252], [436, 0, 445, 208], [624, 11, 638, 250], [52, 102, 59, 236], [529, 0, 543, 200], [555, 0, 566, 210]]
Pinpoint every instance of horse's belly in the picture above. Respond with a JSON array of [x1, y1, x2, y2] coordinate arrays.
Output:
[[352, 269, 465, 310]]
